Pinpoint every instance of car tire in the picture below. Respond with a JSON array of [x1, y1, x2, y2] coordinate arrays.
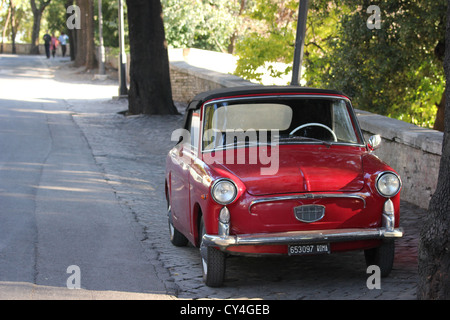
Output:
[[364, 240, 395, 277], [200, 218, 226, 287], [168, 205, 188, 247]]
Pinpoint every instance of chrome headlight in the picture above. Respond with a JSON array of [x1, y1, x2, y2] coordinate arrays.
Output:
[[376, 172, 401, 197], [211, 179, 237, 205]]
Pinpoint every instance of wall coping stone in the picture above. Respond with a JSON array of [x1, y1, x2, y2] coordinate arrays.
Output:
[[356, 109, 443, 156], [170, 61, 257, 88]]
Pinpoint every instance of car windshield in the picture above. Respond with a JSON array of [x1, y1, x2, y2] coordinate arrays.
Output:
[[202, 96, 363, 151]]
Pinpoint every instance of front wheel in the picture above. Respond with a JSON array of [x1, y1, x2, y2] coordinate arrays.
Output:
[[364, 240, 395, 277], [200, 218, 226, 287]]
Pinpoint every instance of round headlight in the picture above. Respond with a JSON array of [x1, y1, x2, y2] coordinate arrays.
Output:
[[376, 172, 401, 197], [211, 179, 237, 205]]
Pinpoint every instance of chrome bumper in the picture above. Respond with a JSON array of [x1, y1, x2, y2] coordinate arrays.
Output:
[[202, 227, 403, 248], [205, 198, 403, 248]]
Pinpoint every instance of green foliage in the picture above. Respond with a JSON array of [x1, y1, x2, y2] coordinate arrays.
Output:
[[1, 0, 32, 43], [43, 0, 124, 48], [45, 0, 66, 35], [162, 0, 240, 52], [316, 0, 446, 128], [234, 0, 446, 128], [234, 0, 297, 82], [95, 0, 127, 48]]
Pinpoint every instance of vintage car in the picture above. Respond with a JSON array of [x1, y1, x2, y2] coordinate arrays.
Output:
[[165, 86, 403, 287]]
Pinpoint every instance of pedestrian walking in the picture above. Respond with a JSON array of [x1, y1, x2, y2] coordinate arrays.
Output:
[[58, 32, 69, 58], [43, 31, 51, 59], [50, 33, 59, 58]]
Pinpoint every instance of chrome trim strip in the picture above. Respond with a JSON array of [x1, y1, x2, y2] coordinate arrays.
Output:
[[248, 193, 367, 213], [202, 227, 403, 248]]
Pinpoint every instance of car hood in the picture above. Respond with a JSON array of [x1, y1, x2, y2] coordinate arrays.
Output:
[[209, 147, 365, 196]]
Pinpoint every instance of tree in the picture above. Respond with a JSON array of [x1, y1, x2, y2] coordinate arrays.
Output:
[[316, 0, 445, 130], [1, 1, 12, 53], [234, 0, 446, 129], [125, 0, 177, 115], [74, 0, 96, 69], [29, 0, 51, 54], [234, 0, 298, 82], [162, 0, 241, 53], [9, 0, 16, 53], [417, 1, 450, 300], [1, 0, 29, 53]]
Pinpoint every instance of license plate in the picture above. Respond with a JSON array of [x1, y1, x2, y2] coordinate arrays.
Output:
[[288, 243, 330, 256]]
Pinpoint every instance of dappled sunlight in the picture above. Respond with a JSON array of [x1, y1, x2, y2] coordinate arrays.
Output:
[[31, 185, 96, 193], [0, 162, 50, 172], [13, 108, 72, 115], [0, 281, 173, 300]]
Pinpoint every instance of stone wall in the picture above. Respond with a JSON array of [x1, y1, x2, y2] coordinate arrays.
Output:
[[167, 50, 442, 210], [169, 61, 255, 103], [1, 43, 70, 56], [357, 110, 442, 209]]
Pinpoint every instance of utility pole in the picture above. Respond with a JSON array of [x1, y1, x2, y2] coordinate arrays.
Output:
[[118, 0, 128, 96], [291, 0, 309, 86]]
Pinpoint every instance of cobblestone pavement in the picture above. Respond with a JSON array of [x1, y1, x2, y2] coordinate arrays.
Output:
[[61, 66, 424, 300]]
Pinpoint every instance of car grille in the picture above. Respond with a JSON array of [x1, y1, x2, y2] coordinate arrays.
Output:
[[294, 205, 325, 223]]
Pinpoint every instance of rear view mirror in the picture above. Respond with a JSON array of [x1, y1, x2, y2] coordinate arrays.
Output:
[[368, 135, 382, 151]]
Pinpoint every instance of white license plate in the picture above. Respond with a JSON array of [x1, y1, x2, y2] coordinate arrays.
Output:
[[288, 243, 330, 256]]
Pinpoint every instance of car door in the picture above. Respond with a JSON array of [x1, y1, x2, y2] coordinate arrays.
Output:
[[169, 108, 200, 236]]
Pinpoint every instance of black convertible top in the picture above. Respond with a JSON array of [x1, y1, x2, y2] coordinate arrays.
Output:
[[185, 85, 349, 112]]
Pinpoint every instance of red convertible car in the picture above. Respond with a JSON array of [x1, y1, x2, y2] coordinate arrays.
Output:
[[165, 86, 403, 287]]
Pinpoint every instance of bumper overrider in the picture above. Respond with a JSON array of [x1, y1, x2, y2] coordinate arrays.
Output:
[[202, 199, 403, 249]]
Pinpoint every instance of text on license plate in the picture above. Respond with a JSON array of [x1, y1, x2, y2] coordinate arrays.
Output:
[[288, 243, 330, 255]]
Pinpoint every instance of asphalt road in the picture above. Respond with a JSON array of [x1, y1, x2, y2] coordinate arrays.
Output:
[[0, 54, 172, 299]]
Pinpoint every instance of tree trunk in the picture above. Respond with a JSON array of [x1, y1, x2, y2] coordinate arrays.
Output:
[[417, 0, 450, 300], [434, 91, 445, 132], [65, 0, 76, 61], [10, 0, 16, 54], [74, 0, 86, 66], [227, 0, 247, 54], [125, 0, 177, 115], [84, 0, 95, 69], [74, 0, 96, 69], [29, 0, 51, 55], [1, 4, 11, 54]]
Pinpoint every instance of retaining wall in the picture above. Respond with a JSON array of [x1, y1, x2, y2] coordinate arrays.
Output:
[[1, 43, 70, 56]]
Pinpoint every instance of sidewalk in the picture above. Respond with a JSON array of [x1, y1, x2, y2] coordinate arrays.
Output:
[[58, 62, 424, 300]]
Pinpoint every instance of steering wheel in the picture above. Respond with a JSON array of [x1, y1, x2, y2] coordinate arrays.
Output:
[[289, 122, 337, 142]]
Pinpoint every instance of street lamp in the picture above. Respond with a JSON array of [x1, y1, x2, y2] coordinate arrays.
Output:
[[291, 0, 309, 86]]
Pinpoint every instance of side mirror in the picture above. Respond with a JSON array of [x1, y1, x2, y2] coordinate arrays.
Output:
[[368, 135, 382, 151]]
